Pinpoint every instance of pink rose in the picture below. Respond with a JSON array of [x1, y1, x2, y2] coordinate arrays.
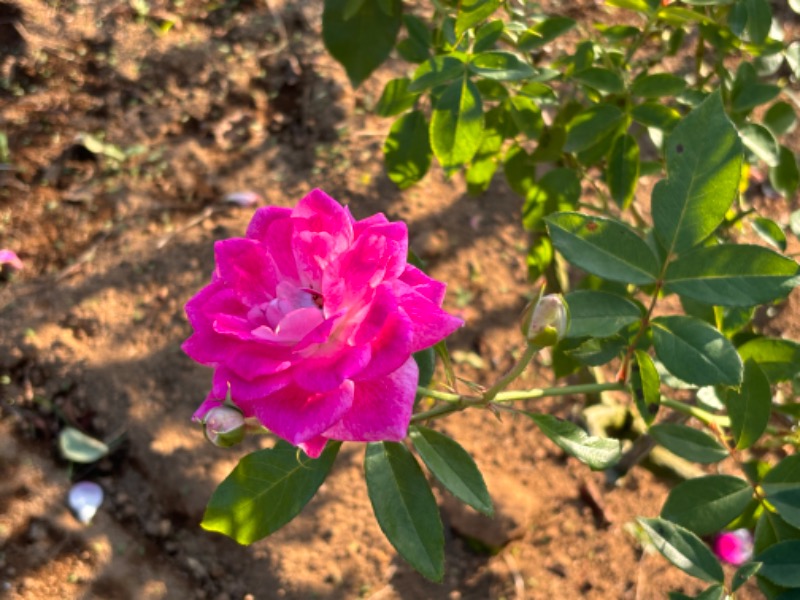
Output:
[[0, 249, 23, 271], [712, 529, 753, 566], [183, 189, 463, 457]]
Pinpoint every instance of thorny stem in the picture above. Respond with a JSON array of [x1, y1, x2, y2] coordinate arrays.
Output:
[[617, 278, 663, 382], [659, 398, 730, 428], [410, 381, 626, 424]]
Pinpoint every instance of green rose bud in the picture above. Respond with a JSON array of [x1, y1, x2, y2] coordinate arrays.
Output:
[[522, 293, 569, 347], [203, 405, 246, 448]]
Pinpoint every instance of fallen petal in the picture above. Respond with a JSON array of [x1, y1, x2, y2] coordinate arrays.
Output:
[[68, 481, 104, 524]]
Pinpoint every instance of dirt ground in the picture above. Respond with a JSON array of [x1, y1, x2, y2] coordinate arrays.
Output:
[[0, 0, 794, 598]]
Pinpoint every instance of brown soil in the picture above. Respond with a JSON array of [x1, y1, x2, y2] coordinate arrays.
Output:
[[0, 0, 791, 598]]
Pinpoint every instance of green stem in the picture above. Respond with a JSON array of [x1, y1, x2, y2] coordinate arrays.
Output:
[[661, 398, 730, 428], [411, 381, 627, 424], [482, 344, 540, 402], [494, 381, 625, 402], [415, 386, 461, 403]]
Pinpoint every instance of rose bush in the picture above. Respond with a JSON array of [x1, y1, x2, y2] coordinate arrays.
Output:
[[183, 189, 462, 457]]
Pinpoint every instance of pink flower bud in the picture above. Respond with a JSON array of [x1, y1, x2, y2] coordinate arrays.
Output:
[[712, 529, 753, 566], [521, 293, 568, 347], [203, 405, 246, 448]]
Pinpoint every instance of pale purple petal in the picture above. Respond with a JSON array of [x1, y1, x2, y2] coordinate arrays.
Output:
[[192, 393, 224, 422], [254, 380, 354, 446], [323, 357, 417, 442]]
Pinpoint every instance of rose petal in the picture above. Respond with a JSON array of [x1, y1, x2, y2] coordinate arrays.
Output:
[[246, 206, 291, 242], [254, 380, 354, 447], [399, 264, 447, 306], [293, 344, 372, 393], [353, 309, 413, 381], [396, 283, 464, 351], [298, 435, 330, 459], [323, 357, 417, 442], [215, 238, 280, 305]]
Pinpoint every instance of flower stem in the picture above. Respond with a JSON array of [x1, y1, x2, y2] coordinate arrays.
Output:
[[660, 398, 730, 428], [482, 344, 540, 402], [411, 381, 627, 424]]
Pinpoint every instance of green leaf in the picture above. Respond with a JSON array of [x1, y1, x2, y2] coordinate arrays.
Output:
[[755, 510, 800, 554], [546, 212, 661, 285], [737, 337, 800, 383], [638, 517, 725, 583], [606, 0, 652, 12], [58, 427, 110, 463], [503, 144, 536, 196], [660, 475, 753, 536], [474, 20, 504, 52], [526, 413, 621, 470], [763, 455, 800, 530], [202, 441, 340, 544], [649, 423, 728, 463], [518, 16, 576, 50], [752, 216, 787, 251], [631, 102, 682, 131], [725, 359, 771, 450], [384, 110, 432, 189], [564, 104, 626, 153], [564, 290, 641, 338], [651, 315, 743, 387], [365, 442, 444, 582], [763, 102, 797, 137], [322, 0, 402, 87], [567, 335, 626, 366], [343, 0, 367, 20], [509, 96, 544, 140], [632, 350, 661, 426], [733, 562, 762, 592], [396, 14, 431, 63], [572, 67, 625, 94], [757, 541, 800, 587], [663, 244, 800, 307], [731, 62, 780, 113], [745, 0, 772, 44], [468, 51, 536, 81], [631, 73, 687, 98], [522, 168, 580, 231], [606, 133, 640, 209], [431, 77, 484, 170], [409, 427, 493, 516], [414, 347, 436, 390], [466, 155, 498, 194], [408, 56, 466, 93], [739, 123, 781, 167], [455, 0, 501, 37], [376, 78, 419, 117], [787, 42, 800, 79], [652, 91, 743, 256], [770, 146, 800, 198]]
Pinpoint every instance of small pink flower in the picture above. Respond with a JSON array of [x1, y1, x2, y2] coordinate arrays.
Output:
[[0, 249, 23, 271], [183, 189, 463, 457], [712, 529, 753, 566]]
